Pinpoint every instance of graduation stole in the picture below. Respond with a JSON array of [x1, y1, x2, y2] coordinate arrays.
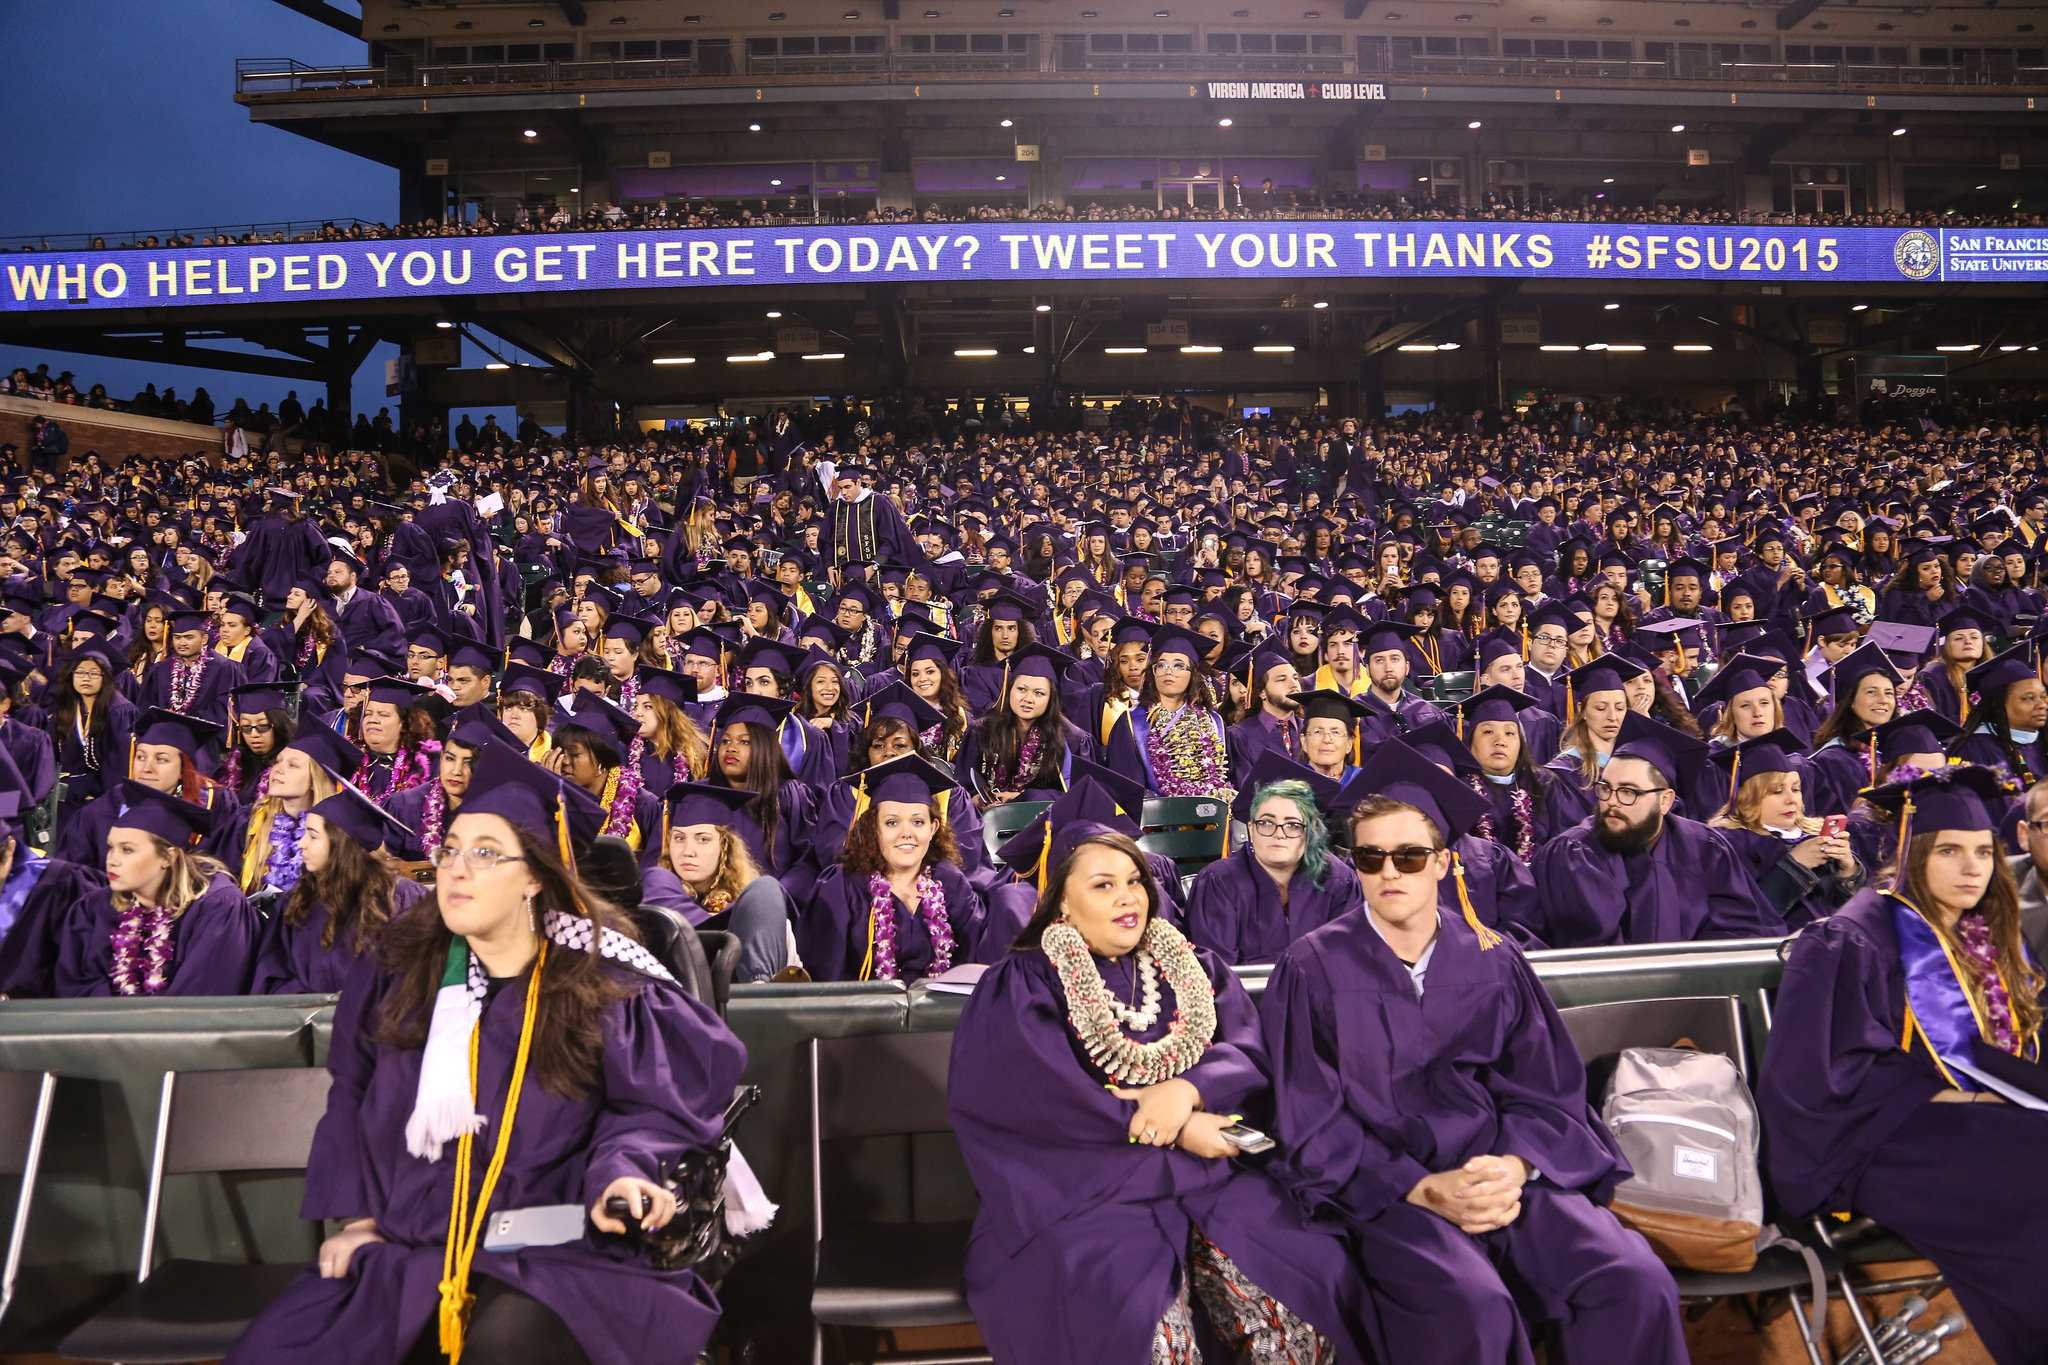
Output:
[[1890, 893, 2040, 1092], [832, 496, 879, 563], [1311, 663, 1370, 699]]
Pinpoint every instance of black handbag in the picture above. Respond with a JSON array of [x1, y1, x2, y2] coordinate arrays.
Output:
[[604, 1084, 765, 1284]]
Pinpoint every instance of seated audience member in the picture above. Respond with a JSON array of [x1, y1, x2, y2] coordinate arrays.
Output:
[[1260, 786, 1686, 1365], [949, 828, 1371, 1364], [0, 790, 111, 995], [1184, 754, 1360, 966], [495, 662, 563, 762], [2010, 777, 2048, 966], [551, 693, 666, 866], [1450, 684, 1574, 854], [800, 756, 984, 981], [228, 744, 748, 1364], [51, 643, 136, 822], [252, 783, 430, 994], [705, 693, 821, 884], [1954, 645, 2048, 789], [1104, 625, 1235, 800], [1707, 730, 1864, 929], [1804, 641, 1905, 819], [12, 782, 259, 998], [1759, 765, 2048, 1365], [1351, 729, 1543, 948], [649, 781, 794, 983], [1541, 655, 1649, 828], [384, 706, 515, 863], [221, 725, 357, 901], [957, 643, 1087, 808], [56, 708, 240, 866], [1530, 713, 1785, 945], [629, 666, 707, 800], [1291, 687, 1372, 785]]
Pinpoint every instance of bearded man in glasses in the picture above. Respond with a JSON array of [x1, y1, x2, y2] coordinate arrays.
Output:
[[1259, 734, 1688, 1365], [1528, 712, 1782, 948]]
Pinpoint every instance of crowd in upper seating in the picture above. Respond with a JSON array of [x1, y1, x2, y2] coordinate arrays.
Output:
[[11, 187, 2041, 252], [0, 385, 2040, 1359]]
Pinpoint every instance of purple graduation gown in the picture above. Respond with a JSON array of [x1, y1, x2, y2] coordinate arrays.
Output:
[[1529, 814, 1786, 947], [139, 651, 244, 728], [797, 860, 985, 983], [229, 953, 747, 1365], [1716, 825, 1858, 930], [249, 879, 434, 995], [1183, 846, 1364, 966], [948, 943, 1373, 1364], [1758, 890, 2048, 1364], [1804, 740, 1879, 822], [1474, 772, 1577, 850], [48, 873, 260, 998], [1260, 910, 1686, 1365], [1444, 833, 1544, 950], [0, 858, 109, 998], [971, 849, 1190, 965], [810, 780, 995, 893]]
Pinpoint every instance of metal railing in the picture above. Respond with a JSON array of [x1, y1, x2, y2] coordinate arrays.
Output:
[[0, 217, 387, 253], [235, 49, 2048, 98]]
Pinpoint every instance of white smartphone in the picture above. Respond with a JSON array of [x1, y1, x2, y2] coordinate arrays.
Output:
[[1220, 1122, 1277, 1155], [482, 1204, 588, 1252]]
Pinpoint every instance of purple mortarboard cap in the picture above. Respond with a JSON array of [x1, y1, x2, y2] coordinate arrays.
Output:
[[1474, 634, 1523, 671], [134, 707, 222, 752], [448, 640, 498, 674], [500, 662, 563, 702], [863, 753, 954, 807], [1871, 711, 1963, 762], [736, 637, 805, 679], [1689, 655, 1780, 714], [310, 780, 412, 853], [1863, 763, 2010, 836], [1708, 728, 1805, 783], [1007, 642, 1077, 683], [664, 780, 756, 829], [111, 780, 212, 848], [506, 638, 552, 669], [995, 777, 1140, 882], [1966, 645, 2036, 696], [446, 704, 522, 753], [1335, 734, 1489, 841], [1804, 605, 1861, 639], [1564, 655, 1646, 698], [1067, 753, 1150, 817], [366, 677, 433, 709], [1358, 618, 1419, 657], [1826, 642, 1904, 704], [637, 667, 697, 708], [229, 682, 289, 716], [1451, 684, 1541, 730], [712, 693, 793, 732], [861, 680, 941, 732], [986, 590, 1036, 624], [566, 693, 640, 750], [282, 724, 363, 779], [1404, 720, 1483, 777], [1148, 624, 1209, 666], [167, 607, 210, 635], [1609, 711, 1710, 789]]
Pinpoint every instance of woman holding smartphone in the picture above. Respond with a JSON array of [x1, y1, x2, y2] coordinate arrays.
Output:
[[949, 827, 1369, 1364]]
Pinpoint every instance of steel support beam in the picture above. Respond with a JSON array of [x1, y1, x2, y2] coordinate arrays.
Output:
[[1777, 0, 1829, 30], [265, 0, 361, 39]]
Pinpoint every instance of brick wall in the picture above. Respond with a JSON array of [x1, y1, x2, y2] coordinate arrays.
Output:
[[0, 394, 220, 471]]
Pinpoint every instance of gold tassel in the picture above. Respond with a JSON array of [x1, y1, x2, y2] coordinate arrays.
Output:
[[1035, 818, 1054, 894], [1452, 852, 1503, 951], [1888, 794, 1914, 892]]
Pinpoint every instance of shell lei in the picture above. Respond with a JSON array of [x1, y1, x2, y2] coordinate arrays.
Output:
[[1043, 919, 1218, 1086], [110, 903, 176, 996], [867, 870, 954, 982]]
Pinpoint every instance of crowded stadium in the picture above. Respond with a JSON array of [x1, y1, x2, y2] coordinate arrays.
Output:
[[0, 0, 2045, 1361]]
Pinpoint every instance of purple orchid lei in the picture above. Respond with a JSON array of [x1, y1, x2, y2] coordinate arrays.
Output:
[[168, 653, 209, 712], [867, 870, 953, 982], [110, 902, 175, 996], [266, 810, 309, 895]]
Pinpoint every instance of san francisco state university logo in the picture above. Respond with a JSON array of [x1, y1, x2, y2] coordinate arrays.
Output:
[[1893, 230, 1939, 281]]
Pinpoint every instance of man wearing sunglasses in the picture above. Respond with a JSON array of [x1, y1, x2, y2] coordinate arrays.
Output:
[[1260, 736, 1687, 1365], [1529, 712, 1783, 948]]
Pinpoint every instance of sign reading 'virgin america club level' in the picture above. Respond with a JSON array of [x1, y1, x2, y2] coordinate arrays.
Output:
[[1203, 80, 1390, 101]]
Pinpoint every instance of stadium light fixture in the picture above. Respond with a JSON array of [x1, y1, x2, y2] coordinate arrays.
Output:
[[1851, 303, 1870, 312], [1673, 344, 1713, 352], [728, 351, 774, 363], [1397, 343, 1438, 352], [1252, 344, 1296, 353], [748, 122, 762, 133], [954, 348, 999, 358], [1104, 346, 1147, 355], [1584, 342, 1609, 352], [802, 353, 845, 361], [1670, 123, 1685, 133], [485, 362, 510, 371], [435, 320, 454, 329], [1891, 126, 1909, 136], [1539, 344, 1581, 352], [766, 310, 783, 318], [1218, 117, 1234, 127], [1000, 118, 1014, 128], [770, 179, 782, 187], [1602, 177, 1615, 184], [995, 174, 1007, 182], [1976, 183, 1989, 190], [2000, 344, 2023, 352], [1604, 343, 1646, 352], [1034, 302, 1052, 313], [1023, 345, 1037, 353], [2031, 346, 2041, 353], [1935, 344, 1977, 352], [522, 128, 538, 139], [1603, 301, 1621, 311], [652, 356, 696, 365], [1437, 341, 1460, 351], [1312, 300, 1330, 309], [1467, 120, 1482, 130], [1180, 344, 1222, 354]]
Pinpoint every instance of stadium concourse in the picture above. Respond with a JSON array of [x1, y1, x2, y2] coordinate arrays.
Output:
[[4, 0, 2048, 1362]]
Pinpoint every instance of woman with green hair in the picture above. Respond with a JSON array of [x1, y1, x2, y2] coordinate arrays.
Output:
[[1183, 759, 1363, 966]]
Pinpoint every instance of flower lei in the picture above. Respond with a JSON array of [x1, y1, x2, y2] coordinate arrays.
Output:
[[1042, 918, 1217, 1086], [357, 739, 439, 802], [1466, 775, 1537, 861], [110, 902, 176, 996], [616, 673, 640, 712], [1957, 913, 2021, 1052], [295, 629, 319, 670], [265, 810, 309, 895], [981, 724, 1043, 795], [168, 653, 209, 713], [866, 869, 954, 982], [1146, 704, 1231, 799], [420, 779, 448, 861], [601, 743, 646, 839]]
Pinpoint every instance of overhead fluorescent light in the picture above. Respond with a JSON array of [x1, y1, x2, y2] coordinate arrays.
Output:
[[954, 347, 998, 357], [1584, 342, 1609, 352], [1034, 302, 1052, 313], [1603, 301, 1621, 311], [1935, 344, 1977, 352], [1604, 343, 1646, 352], [1180, 344, 1221, 354], [765, 310, 783, 318], [1217, 117, 1234, 127], [1397, 343, 1439, 353], [521, 128, 538, 138], [1670, 123, 1685, 133], [2000, 344, 2023, 352], [1891, 126, 1908, 136], [1467, 120, 1482, 130], [1022, 345, 1036, 353], [1252, 344, 1295, 353], [1672, 344, 1713, 352], [747, 122, 762, 132], [1311, 300, 1330, 309], [1539, 344, 1581, 352], [1851, 303, 1870, 312], [651, 356, 696, 365], [435, 320, 454, 329], [1000, 118, 1014, 128], [727, 351, 773, 363], [801, 352, 845, 361], [1104, 346, 1147, 354], [1436, 341, 1460, 351], [484, 362, 510, 370]]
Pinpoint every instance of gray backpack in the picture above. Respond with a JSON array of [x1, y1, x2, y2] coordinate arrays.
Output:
[[1601, 1048, 1826, 1329]]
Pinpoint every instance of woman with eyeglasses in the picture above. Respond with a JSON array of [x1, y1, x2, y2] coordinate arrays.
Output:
[[948, 826, 1370, 1364], [229, 744, 747, 1365], [51, 644, 135, 824], [1104, 625, 1234, 801], [1262, 758, 1685, 1365], [1184, 766, 1363, 967], [1758, 765, 2048, 1365]]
